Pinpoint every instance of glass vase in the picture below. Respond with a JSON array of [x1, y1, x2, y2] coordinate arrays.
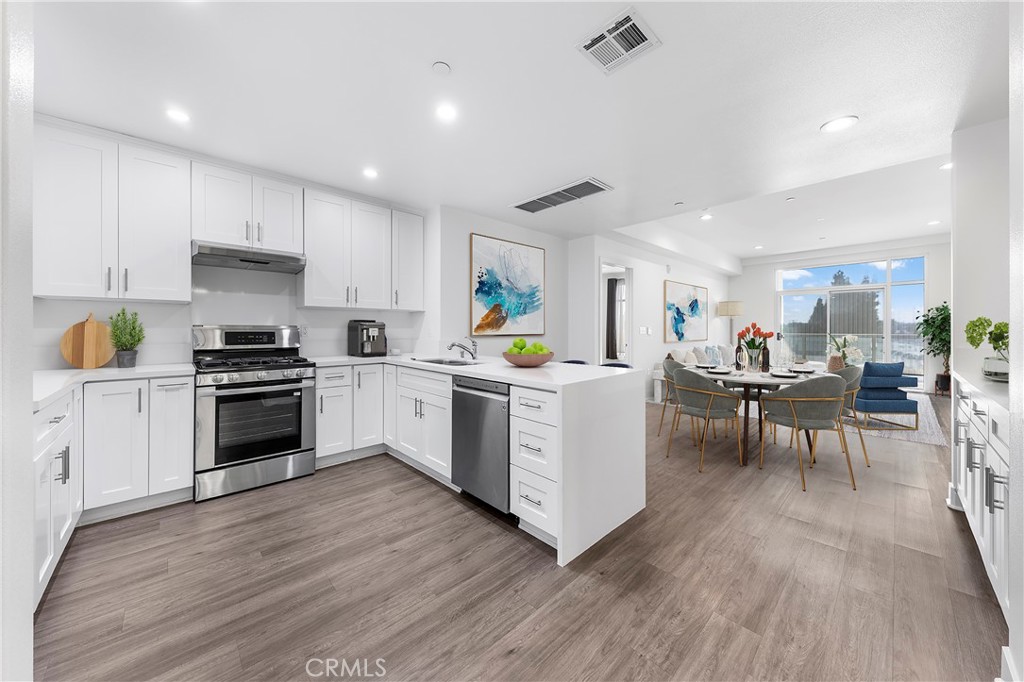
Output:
[[745, 347, 762, 372]]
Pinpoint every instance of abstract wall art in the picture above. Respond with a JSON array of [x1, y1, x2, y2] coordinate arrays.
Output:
[[470, 233, 545, 336], [664, 280, 708, 342]]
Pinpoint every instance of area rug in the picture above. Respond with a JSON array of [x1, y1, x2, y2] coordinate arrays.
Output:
[[846, 392, 948, 448]]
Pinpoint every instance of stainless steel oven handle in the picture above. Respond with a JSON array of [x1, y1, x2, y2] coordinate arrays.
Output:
[[196, 380, 315, 397]]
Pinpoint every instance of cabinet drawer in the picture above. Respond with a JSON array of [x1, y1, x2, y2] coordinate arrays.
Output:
[[510, 416, 560, 482], [35, 391, 74, 452], [510, 386, 559, 427], [398, 366, 452, 399], [510, 465, 559, 538], [316, 366, 352, 388], [989, 402, 1010, 461]]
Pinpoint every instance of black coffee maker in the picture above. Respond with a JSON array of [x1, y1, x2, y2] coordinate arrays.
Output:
[[348, 320, 387, 357]]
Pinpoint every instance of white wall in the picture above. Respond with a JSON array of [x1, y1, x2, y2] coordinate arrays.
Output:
[[727, 236, 952, 381], [438, 206, 568, 358], [951, 119, 1010, 375], [567, 235, 733, 396]]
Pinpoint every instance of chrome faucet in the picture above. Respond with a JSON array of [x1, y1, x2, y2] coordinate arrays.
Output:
[[447, 337, 478, 360]]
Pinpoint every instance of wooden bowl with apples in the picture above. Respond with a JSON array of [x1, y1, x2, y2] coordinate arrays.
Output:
[[503, 338, 554, 367]]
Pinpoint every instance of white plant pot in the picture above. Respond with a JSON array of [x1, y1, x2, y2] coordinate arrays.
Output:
[[982, 356, 1009, 382]]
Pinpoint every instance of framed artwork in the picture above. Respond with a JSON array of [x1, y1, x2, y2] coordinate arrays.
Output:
[[664, 280, 708, 342], [470, 233, 545, 336]]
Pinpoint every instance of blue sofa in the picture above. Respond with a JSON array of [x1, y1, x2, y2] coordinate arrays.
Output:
[[854, 362, 919, 427]]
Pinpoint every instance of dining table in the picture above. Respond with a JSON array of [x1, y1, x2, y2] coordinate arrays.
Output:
[[688, 366, 825, 466]]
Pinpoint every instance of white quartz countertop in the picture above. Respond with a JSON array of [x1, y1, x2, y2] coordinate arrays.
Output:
[[952, 367, 1010, 412], [33, 364, 196, 412], [309, 354, 639, 391]]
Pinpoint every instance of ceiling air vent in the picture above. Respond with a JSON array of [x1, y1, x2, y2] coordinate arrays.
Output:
[[512, 178, 613, 214], [576, 7, 661, 75]]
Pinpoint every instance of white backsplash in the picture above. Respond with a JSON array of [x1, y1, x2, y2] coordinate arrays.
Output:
[[33, 265, 431, 370]]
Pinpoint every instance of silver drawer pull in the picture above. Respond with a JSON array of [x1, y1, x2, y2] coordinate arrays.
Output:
[[966, 438, 982, 470], [521, 443, 542, 453], [48, 413, 67, 425], [159, 382, 190, 389], [520, 401, 543, 410], [521, 494, 542, 507], [324, 374, 347, 380]]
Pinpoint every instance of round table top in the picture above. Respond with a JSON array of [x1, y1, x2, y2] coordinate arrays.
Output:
[[686, 366, 826, 387]]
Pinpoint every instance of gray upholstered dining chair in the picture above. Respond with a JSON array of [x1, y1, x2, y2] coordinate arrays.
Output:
[[658, 358, 684, 437], [758, 374, 855, 491], [667, 368, 742, 471], [832, 365, 869, 467]]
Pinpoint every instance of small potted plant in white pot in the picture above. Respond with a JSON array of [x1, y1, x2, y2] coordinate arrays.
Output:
[[965, 316, 1009, 382], [110, 307, 145, 368]]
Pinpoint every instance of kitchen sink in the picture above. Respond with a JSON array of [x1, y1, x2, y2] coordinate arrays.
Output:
[[413, 357, 479, 366]]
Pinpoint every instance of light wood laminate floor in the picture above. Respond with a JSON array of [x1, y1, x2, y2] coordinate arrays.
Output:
[[35, 397, 1006, 681]]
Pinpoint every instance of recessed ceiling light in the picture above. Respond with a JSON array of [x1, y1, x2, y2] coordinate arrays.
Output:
[[927, 220, 940, 226], [674, 201, 685, 207], [436, 102, 458, 123], [362, 168, 379, 179], [432, 61, 452, 76], [819, 236, 827, 240], [816, 218, 825, 222], [939, 162, 953, 170], [754, 245, 764, 250], [819, 115, 859, 133], [785, 196, 796, 202], [166, 108, 190, 124], [699, 211, 713, 221]]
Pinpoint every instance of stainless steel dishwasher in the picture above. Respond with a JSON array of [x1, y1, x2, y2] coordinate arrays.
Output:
[[452, 376, 510, 512]]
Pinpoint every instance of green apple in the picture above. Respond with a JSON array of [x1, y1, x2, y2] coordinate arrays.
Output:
[[513, 338, 527, 350], [521, 347, 537, 355], [532, 341, 545, 350], [506, 347, 522, 355]]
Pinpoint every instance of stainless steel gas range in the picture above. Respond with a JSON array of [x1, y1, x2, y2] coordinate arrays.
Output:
[[192, 325, 316, 501]]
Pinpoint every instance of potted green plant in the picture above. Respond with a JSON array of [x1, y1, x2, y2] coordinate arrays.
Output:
[[917, 302, 951, 391], [109, 307, 145, 368], [965, 316, 1009, 382]]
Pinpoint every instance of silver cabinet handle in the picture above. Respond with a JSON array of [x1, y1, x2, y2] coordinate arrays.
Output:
[[520, 401, 543, 410], [395, 290, 399, 306], [52, 451, 65, 483], [355, 287, 359, 305], [953, 422, 968, 446], [346, 286, 350, 305], [63, 445, 69, 485], [257, 221, 263, 243], [521, 494, 542, 507], [158, 382, 190, 389], [521, 443, 542, 453], [106, 266, 112, 292], [124, 268, 129, 293], [966, 438, 983, 470], [324, 373, 347, 381], [320, 395, 324, 414], [138, 387, 142, 413], [49, 413, 67, 425], [245, 220, 251, 242], [357, 371, 361, 390]]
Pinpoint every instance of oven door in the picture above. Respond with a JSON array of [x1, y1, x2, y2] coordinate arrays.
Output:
[[195, 380, 315, 472]]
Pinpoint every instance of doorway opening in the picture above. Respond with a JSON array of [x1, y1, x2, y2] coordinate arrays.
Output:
[[600, 262, 632, 364]]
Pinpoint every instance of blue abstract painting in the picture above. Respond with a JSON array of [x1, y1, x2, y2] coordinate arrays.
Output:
[[664, 280, 708, 342], [471, 234, 545, 335]]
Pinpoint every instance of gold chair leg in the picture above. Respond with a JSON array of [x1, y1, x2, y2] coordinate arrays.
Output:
[[788, 427, 794, 449], [794, 428, 806, 491], [690, 416, 698, 448], [810, 430, 818, 468], [712, 418, 718, 440], [665, 406, 679, 458], [837, 420, 857, 490], [658, 394, 670, 437], [698, 415, 711, 472], [773, 423, 777, 445], [852, 408, 870, 467], [758, 404, 766, 469], [736, 416, 743, 466]]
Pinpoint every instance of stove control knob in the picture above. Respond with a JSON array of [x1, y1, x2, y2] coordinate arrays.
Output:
[[228, 373, 240, 383], [281, 369, 295, 378], [211, 374, 224, 384], [257, 371, 268, 381], [294, 368, 306, 378]]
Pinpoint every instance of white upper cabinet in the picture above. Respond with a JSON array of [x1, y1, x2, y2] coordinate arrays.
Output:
[[191, 162, 253, 248], [118, 145, 191, 302], [300, 190, 352, 307], [34, 124, 118, 298], [391, 210, 425, 311], [253, 176, 303, 254], [351, 201, 392, 309]]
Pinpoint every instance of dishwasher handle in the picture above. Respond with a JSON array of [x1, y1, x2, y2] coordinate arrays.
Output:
[[453, 384, 511, 404]]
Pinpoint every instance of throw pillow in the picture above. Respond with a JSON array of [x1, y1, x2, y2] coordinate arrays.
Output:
[[704, 345, 722, 365], [692, 347, 709, 364], [718, 345, 733, 364]]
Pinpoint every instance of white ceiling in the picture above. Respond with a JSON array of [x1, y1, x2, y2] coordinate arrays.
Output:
[[35, 2, 1009, 253]]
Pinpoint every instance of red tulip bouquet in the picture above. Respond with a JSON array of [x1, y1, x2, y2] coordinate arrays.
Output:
[[737, 322, 774, 371]]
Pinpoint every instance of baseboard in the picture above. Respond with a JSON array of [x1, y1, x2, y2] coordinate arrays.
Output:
[[79, 487, 193, 526], [946, 483, 964, 511], [384, 447, 460, 492], [516, 518, 557, 549], [315, 444, 387, 469]]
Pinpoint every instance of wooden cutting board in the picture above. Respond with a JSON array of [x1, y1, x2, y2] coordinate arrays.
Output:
[[60, 313, 115, 369]]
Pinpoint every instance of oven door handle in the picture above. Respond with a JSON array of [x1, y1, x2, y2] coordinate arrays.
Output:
[[196, 380, 315, 397]]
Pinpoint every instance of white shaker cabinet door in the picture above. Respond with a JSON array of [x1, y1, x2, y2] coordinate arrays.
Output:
[[419, 393, 452, 478], [395, 387, 424, 461], [350, 201, 392, 309], [84, 380, 150, 509], [253, 176, 303, 255], [300, 190, 352, 307], [317, 386, 354, 458], [353, 364, 384, 448], [391, 210, 424, 311], [118, 145, 192, 302], [34, 124, 118, 298], [191, 162, 253, 248], [148, 377, 195, 495]]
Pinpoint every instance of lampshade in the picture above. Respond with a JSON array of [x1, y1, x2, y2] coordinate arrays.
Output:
[[717, 300, 744, 317]]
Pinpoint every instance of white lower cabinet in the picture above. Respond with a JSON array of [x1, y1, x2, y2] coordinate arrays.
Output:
[[353, 364, 384, 448], [33, 388, 83, 608], [84, 380, 150, 509], [148, 377, 195, 495], [510, 465, 559, 537], [395, 385, 452, 478], [317, 385, 354, 458], [383, 365, 397, 448]]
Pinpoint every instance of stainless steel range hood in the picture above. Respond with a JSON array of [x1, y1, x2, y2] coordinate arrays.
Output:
[[191, 241, 306, 274]]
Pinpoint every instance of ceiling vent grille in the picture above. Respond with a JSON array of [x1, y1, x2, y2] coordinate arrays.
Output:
[[512, 178, 613, 213], [576, 8, 661, 75]]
